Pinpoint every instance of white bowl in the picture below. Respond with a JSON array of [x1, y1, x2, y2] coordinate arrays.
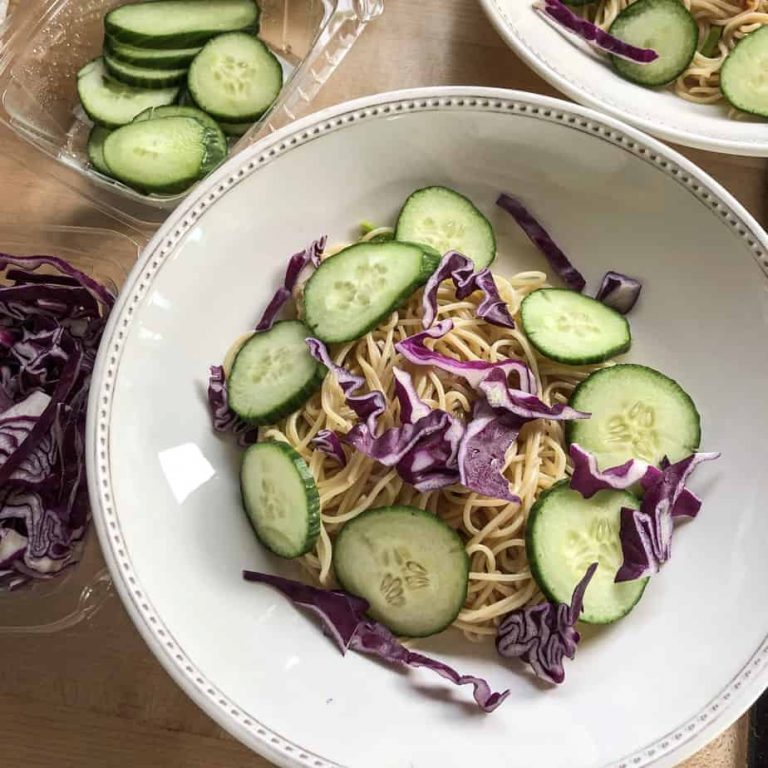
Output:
[[88, 87, 768, 768], [478, 0, 768, 156]]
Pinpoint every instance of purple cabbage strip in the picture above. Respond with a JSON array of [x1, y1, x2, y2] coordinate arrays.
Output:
[[207, 366, 259, 446], [393, 367, 432, 423], [478, 367, 589, 422], [310, 429, 347, 467], [305, 338, 385, 434], [615, 452, 720, 583], [595, 271, 642, 315], [421, 252, 515, 330], [569, 443, 703, 517], [497, 562, 597, 684], [496, 193, 586, 292], [243, 570, 509, 712], [458, 400, 523, 503], [534, 0, 659, 63], [0, 254, 113, 588], [396, 320, 537, 394], [255, 236, 327, 331]]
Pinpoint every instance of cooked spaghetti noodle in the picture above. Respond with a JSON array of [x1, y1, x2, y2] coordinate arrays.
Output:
[[587, 0, 767, 116], [253, 229, 605, 642]]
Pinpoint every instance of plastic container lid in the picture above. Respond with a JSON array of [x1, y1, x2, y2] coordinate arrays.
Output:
[[0, 0, 383, 229]]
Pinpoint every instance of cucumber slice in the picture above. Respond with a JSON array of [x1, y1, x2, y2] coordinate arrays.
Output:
[[188, 32, 283, 122], [303, 242, 436, 343], [721, 26, 768, 118], [526, 481, 648, 624], [132, 105, 228, 167], [521, 288, 631, 365], [567, 364, 701, 469], [103, 116, 222, 193], [105, 0, 259, 48], [227, 320, 325, 424], [333, 505, 469, 637], [240, 440, 320, 558], [609, 0, 698, 86], [395, 186, 496, 269], [87, 125, 112, 175], [219, 120, 252, 136], [104, 54, 187, 88], [105, 37, 203, 69], [77, 58, 179, 128]]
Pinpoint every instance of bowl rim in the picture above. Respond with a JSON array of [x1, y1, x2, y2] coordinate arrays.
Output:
[[477, 0, 768, 158], [87, 86, 768, 768]]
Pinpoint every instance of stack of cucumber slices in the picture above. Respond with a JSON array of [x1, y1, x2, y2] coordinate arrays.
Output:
[[78, 0, 283, 194]]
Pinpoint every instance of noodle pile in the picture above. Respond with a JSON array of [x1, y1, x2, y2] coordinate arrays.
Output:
[[261, 230, 605, 642], [586, 0, 767, 116]]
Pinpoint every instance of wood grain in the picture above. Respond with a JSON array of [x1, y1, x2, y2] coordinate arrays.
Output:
[[0, 0, 764, 765]]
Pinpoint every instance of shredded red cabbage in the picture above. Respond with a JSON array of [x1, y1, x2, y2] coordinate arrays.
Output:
[[535, 0, 659, 63], [595, 271, 642, 314], [243, 570, 509, 712], [396, 320, 537, 394], [393, 367, 431, 423], [207, 365, 259, 446], [616, 452, 720, 582], [255, 236, 326, 331], [305, 338, 385, 433], [496, 193, 586, 292], [310, 429, 347, 466], [0, 254, 114, 589], [569, 443, 702, 517], [421, 252, 515, 330], [497, 562, 597, 684]]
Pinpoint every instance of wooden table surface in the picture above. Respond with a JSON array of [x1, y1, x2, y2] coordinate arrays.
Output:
[[1, 0, 764, 765]]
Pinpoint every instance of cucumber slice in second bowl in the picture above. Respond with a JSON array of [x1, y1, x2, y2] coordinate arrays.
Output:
[[104, 54, 188, 89], [609, 0, 698, 86], [333, 505, 469, 637], [395, 186, 497, 269], [188, 32, 283, 122], [567, 363, 701, 469], [303, 242, 436, 343], [521, 288, 631, 365], [227, 320, 326, 424], [240, 440, 320, 558], [87, 125, 112, 176], [721, 26, 768, 118], [526, 482, 648, 624]]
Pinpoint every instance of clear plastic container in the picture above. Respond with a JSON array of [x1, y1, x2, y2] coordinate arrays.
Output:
[[0, 224, 139, 634], [0, 0, 382, 228]]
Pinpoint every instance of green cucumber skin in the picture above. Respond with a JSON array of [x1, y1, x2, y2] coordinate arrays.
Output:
[[87, 125, 113, 175], [103, 54, 187, 88], [303, 243, 437, 344], [521, 288, 632, 365], [104, 1, 260, 49], [240, 441, 320, 559], [333, 505, 469, 637], [105, 36, 203, 68], [525, 480, 649, 624], [609, 0, 698, 86], [565, 363, 702, 463], [227, 321, 327, 425]]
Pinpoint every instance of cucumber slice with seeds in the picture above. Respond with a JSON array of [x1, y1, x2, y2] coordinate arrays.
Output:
[[77, 58, 179, 128], [303, 242, 437, 343], [526, 482, 648, 624], [333, 505, 469, 637], [240, 440, 320, 558], [103, 116, 223, 193], [105, 37, 203, 69], [105, 0, 259, 48], [566, 364, 701, 469], [521, 288, 631, 365], [227, 320, 326, 424], [609, 0, 698, 86], [188, 32, 283, 122], [87, 125, 112, 175], [721, 26, 768, 118], [104, 54, 188, 88], [395, 186, 496, 269]]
